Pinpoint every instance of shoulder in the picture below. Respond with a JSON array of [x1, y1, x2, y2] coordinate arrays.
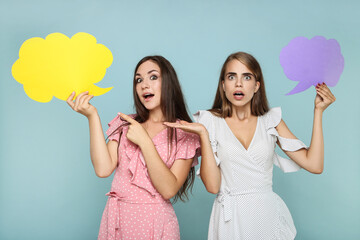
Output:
[[193, 110, 220, 123], [260, 107, 282, 129], [107, 113, 136, 130]]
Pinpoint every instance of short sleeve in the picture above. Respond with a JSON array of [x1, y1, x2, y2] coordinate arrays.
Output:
[[174, 130, 201, 167], [193, 110, 222, 176], [264, 107, 308, 173], [193, 110, 221, 166], [105, 114, 130, 142]]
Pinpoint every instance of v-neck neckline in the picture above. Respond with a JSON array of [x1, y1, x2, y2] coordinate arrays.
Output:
[[149, 127, 167, 140], [142, 119, 180, 141], [222, 116, 259, 152]]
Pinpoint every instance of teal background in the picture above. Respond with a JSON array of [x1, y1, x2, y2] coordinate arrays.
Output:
[[1, 0, 359, 239]]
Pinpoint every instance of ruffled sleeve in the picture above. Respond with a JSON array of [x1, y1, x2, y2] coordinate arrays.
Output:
[[105, 114, 129, 142], [193, 110, 221, 166], [264, 107, 308, 173], [193, 110, 221, 176], [174, 130, 201, 167]]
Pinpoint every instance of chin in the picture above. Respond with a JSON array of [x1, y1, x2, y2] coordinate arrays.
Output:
[[142, 103, 161, 111], [230, 100, 251, 108]]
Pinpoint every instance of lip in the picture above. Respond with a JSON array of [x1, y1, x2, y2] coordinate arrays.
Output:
[[233, 91, 244, 100], [142, 92, 154, 102]]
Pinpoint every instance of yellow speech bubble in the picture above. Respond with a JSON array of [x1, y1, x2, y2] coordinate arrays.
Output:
[[12, 32, 113, 102]]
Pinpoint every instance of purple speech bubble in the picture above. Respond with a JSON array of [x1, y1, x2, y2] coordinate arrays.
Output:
[[280, 36, 344, 95]]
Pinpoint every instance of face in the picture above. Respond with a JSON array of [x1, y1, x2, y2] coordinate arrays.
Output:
[[135, 60, 162, 111], [222, 59, 260, 109]]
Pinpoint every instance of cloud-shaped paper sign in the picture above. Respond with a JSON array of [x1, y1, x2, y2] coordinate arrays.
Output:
[[280, 36, 344, 95], [12, 32, 113, 102]]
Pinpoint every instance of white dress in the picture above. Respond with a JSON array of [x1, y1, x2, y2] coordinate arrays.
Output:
[[194, 107, 307, 240]]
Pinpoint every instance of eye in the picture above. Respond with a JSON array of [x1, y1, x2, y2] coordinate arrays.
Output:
[[150, 75, 158, 80], [244, 75, 252, 80], [227, 75, 236, 80], [135, 78, 142, 83]]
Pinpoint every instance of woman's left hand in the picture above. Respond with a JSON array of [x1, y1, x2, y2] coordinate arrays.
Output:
[[118, 113, 151, 146], [164, 121, 207, 136], [315, 83, 336, 112]]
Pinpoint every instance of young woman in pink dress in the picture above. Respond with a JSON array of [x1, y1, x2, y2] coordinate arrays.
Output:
[[66, 55, 200, 240], [165, 52, 336, 239]]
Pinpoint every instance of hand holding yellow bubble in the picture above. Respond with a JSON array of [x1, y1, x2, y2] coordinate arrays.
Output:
[[12, 32, 113, 103], [66, 91, 97, 118]]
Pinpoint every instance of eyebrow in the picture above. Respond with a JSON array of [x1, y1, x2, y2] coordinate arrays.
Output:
[[226, 72, 237, 76], [135, 70, 159, 76], [226, 72, 255, 77]]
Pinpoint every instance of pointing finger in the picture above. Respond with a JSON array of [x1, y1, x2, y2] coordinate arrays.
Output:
[[118, 112, 137, 124]]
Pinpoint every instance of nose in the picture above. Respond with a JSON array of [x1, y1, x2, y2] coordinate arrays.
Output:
[[141, 78, 150, 89], [235, 78, 242, 87]]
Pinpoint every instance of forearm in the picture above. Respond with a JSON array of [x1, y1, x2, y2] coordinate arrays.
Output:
[[199, 131, 221, 194], [88, 113, 116, 177], [306, 109, 324, 173], [139, 140, 179, 199]]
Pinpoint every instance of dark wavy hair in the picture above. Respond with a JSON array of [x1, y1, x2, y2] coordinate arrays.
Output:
[[109, 56, 195, 203], [209, 52, 269, 117]]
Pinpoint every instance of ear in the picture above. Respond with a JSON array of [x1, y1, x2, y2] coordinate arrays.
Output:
[[222, 80, 225, 91], [255, 81, 260, 93]]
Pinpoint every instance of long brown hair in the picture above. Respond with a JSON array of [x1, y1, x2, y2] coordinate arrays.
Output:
[[133, 56, 195, 203], [209, 52, 269, 117]]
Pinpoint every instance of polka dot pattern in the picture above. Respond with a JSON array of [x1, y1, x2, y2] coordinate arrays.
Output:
[[98, 115, 200, 240], [195, 108, 307, 240]]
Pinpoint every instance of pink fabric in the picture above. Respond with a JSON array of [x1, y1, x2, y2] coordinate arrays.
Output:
[[98, 115, 200, 240]]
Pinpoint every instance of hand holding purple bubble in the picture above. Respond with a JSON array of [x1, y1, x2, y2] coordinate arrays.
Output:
[[280, 36, 344, 95]]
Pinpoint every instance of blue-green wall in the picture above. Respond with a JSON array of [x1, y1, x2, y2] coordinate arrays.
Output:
[[1, 0, 359, 239]]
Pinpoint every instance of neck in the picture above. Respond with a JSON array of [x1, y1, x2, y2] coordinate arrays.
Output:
[[148, 107, 165, 123], [231, 104, 252, 121]]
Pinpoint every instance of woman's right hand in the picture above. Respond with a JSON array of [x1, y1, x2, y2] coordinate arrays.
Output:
[[163, 120, 208, 136], [66, 91, 97, 118]]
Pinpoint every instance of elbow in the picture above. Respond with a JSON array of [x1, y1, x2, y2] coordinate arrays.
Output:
[[206, 186, 220, 194], [95, 169, 112, 178], [309, 165, 324, 174], [204, 183, 220, 194], [160, 191, 177, 200], [311, 168, 324, 174], [200, 175, 220, 194]]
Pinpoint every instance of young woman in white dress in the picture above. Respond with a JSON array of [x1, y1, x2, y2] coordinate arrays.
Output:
[[164, 52, 336, 239]]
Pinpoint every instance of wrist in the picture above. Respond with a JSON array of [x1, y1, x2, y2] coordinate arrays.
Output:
[[199, 126, 209, 138], [314, 108, 324, 115], [314, 108, 323, 121], [86, 110, 99, 120], [139, 136, 153, 150]]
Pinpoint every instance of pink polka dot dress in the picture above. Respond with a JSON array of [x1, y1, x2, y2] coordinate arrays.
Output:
[[98, 114, 200, 240]]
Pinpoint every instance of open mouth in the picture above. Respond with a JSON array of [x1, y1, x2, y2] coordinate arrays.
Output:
[[233, 91, 244, 99], [143, 93, 155, 101]]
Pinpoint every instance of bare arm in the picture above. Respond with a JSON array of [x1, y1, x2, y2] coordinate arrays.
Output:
[[67, 92, 118, 177], [139, 140, 193, 200], [164, 121, 221, 194], [120, 113, 194, 200], [276, 84, 335, 174]]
